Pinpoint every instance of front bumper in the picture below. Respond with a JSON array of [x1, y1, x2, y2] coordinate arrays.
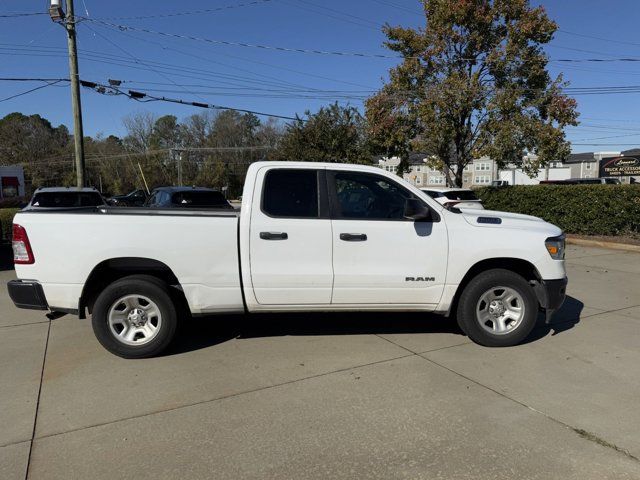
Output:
[[7, 280, 48, 310], [533, 277, 568, 322]]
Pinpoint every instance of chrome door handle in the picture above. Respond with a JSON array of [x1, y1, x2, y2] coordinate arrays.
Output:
[[339, 233, 367, 241], [260, 231, 288, 240]]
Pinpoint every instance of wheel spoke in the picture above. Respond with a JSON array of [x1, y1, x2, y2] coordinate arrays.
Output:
[[143, 305, 160, 319], [503, 293, 516, 305], [476, 286, 526, 336], [142, 324, 155, 338], [108, 294, 163, 346], [124, 327, 138, 342], [494, 316, 508, 332]]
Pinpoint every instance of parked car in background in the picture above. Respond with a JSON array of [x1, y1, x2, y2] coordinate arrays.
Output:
[[145, 186, 234, 209], [108, 189, 148, 207], [491, 180, 509, 187], [540, 178, 621, 185], [539, 180, 577, 185], [572, 178, 621, 185], [24, 187, 107, 210], [421, 187, 485, 210]]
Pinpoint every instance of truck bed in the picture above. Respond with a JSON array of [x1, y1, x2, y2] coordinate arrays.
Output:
[[13, 207, 244, 315]]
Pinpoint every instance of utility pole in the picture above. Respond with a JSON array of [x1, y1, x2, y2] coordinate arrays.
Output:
[[50, 0, 85, 187]]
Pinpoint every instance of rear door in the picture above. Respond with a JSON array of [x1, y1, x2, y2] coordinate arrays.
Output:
[[328, 170, 448, 305], [249, 167, 333, 305]]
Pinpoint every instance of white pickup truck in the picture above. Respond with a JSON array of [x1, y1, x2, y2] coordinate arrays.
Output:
[[8, 162, 567, 358]]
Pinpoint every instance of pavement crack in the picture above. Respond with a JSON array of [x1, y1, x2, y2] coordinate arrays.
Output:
[[418, 353, 639, 464], [582, 304, 640, 319], [24, 318, 52, 480], [375, 334, 471, 356], [374, 334, 419, 355], [0, 320, 50, 329], [572, 428, 639, 461], [31, 352, 416, 443]]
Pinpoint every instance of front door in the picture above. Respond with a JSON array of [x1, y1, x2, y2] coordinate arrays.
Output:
[[249, 167, 333, 305], [328, 170, 448, 305]]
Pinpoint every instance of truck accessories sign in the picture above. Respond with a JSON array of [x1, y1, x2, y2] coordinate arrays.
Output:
[[599, 156, 640, 177]]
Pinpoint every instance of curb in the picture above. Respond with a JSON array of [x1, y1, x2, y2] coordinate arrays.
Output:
[[566, 235, 640, 253]]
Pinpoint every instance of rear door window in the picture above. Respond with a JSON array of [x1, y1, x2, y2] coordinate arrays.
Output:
[[262, 169, 319, 218]]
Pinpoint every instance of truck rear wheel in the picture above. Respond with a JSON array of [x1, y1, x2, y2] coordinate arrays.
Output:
[[456, 269, 538, 347], [92, 275, 178, 358]]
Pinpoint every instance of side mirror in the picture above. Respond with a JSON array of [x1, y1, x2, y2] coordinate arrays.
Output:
[[404, 198, 432, 221]]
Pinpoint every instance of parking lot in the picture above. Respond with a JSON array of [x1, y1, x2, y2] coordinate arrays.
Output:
[[1, 244, 639, 479]]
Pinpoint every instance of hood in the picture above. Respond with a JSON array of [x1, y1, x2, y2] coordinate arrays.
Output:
[[459, 208, 561, 235]]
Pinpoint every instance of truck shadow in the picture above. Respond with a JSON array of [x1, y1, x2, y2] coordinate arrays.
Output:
[[523, 295, 584, 344], [167, 295, 584, 355]]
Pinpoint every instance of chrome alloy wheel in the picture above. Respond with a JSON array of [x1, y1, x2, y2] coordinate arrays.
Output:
[[108, 295, 162, 346], [476, 286, 525, 335]]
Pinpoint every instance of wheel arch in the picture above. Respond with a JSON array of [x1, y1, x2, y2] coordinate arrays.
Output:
[[447, 257, 542, 317], [79, 257, 188, 318]]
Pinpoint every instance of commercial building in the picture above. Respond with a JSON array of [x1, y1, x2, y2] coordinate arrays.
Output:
[[377, 148, 640, 187], [0, 165, 25, 199]]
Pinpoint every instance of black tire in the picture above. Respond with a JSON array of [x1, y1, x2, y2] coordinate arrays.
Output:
[[456, 269, 538, 347], [92, 275, 178, 358]]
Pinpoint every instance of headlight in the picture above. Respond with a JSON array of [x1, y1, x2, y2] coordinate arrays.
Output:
[[545, 234, 565, 260]]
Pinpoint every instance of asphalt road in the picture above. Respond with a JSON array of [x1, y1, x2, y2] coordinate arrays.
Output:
[[1, 244, 639, 479]]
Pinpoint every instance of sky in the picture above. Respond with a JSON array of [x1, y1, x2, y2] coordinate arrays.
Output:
[[2, 0, 640, 153]]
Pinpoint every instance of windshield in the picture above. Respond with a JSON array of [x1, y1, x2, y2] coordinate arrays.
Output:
[[442, 190, 479, 201], [171, 191, 229, 207], [31, 192, 104, 207]]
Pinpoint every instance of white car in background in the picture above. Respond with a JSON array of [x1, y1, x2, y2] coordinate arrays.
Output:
[[421, 187, 485, 210]]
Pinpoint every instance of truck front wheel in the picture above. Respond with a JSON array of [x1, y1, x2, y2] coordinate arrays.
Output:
[[456, 269, 538, 347], [92, 276, 178, 358]]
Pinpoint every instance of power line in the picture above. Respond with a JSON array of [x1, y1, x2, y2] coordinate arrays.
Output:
[[558, 29, 640, 48], [579, 117, 640, 124], [552, 58, 640, 63], [0, 80, 65, 103], [83, 22, 350, 91], [572, 143, 640, 146], [0, 38, 378, 91], [571, 133, 640, 142], [0, 77, 68, 82], [80, 80, 301, 120], [369, 0, 423, 15], [90, 22, 378, 89], [83, 18, 403, 59], [81, 21, 210, 104], [97, 0, 274, 21], [0, 76, 301, 119], [0, 12, 47, 18], [277, 0, 381, 31], [0, 44, 316, 91]]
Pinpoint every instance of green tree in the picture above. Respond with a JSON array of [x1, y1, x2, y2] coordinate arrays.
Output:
[[367, 0, 578, 186], [276, 103, 370, 163], [0, 112, 71, 191]]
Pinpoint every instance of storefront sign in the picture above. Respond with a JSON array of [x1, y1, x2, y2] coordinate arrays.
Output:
[[599, 156, 640, 177]]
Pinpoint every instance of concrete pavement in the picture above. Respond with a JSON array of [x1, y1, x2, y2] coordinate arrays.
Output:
[[1, 244, 639, 479]]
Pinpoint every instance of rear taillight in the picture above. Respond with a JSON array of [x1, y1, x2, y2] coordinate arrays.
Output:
[[12, 224, 35, 265]]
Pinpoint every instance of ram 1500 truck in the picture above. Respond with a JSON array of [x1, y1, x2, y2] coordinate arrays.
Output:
[[8, 162, 567, 358]]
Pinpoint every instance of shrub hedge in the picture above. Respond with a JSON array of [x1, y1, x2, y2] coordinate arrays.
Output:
[[0, 208, 20, 242], [475, 185, 640, 237]]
